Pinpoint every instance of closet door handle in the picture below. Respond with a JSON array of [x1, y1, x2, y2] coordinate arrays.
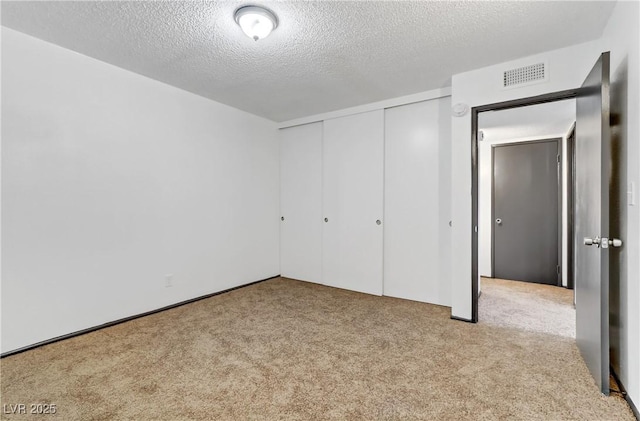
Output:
[[324, 218, 328, 223], [376, 220, 381, 225]]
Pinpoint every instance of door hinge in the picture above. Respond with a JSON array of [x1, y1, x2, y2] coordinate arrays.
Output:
[[557, 265, 561, 275], [557, 155, 561, 163]]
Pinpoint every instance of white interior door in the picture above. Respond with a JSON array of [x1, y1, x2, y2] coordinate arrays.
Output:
[[280, 123, 323, 283], [384, 98, 451, 305], [322, 110, 384, 295]]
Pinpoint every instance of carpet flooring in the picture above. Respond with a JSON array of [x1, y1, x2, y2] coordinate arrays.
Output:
[[479, 277, 576, 338], [1, 277, 634, 420]]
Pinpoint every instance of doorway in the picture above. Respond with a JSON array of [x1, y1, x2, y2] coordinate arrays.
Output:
[[475, 100, 576, 340], [476, 99, 576, 289], [470, 50, 615, 396], [471, 89, 579, 321]]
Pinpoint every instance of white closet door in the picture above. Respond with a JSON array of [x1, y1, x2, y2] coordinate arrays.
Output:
[[322, 110, 384, 295], [384, 97, 451, 306], [280, 122, 323, 283]]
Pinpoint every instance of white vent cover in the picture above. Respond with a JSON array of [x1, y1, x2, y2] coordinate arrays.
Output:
[[503, 62, 546, 88]]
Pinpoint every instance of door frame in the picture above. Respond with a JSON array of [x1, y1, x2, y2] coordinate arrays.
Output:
[[471, 89, 578, 322], [490, 137, 562, 286], [566, 123, 576, 290]]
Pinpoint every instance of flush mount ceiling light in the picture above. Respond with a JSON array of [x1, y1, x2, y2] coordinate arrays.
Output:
[[234, 5, 278, 41]]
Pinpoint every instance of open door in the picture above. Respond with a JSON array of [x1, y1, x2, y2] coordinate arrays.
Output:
[[575, 52, 621, 395]]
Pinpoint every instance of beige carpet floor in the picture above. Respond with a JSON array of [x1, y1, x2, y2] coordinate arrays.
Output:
[[1, 277, 634, 420]]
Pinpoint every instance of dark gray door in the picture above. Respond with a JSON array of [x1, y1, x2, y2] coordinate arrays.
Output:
[[493, 139, 560, 285], [576, 52, 615, 395]]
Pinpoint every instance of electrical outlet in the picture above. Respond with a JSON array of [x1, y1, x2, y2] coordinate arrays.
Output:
[[165, 274, 173, 288]]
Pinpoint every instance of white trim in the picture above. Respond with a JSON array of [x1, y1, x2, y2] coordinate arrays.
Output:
[[277, 87, 452, 129]]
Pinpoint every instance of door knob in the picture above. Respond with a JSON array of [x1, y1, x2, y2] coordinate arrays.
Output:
[[584, 236, 601, 247], [584, 236, 623, 249], [376, 220, 381, 225], [281, 216, 284, 221], [609, 238, 623, 247], [324, 218, 328, 223], [495, 218, 502, 225]]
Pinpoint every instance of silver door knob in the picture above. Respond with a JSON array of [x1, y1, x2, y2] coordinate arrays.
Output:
[[324, 217, 328, 223], [609, 238, 623, 247], [281, 216, 284, 221], [584, 236, 622, 249], [376, 220, 381, 225], [584, 236, 600, 246], [495, 218, 502, 225]]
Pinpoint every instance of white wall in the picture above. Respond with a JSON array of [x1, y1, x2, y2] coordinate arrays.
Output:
[[560, 128, 571, 289], [450, 38, 605, 320], [601, 0, 640, 409], [1, 28, 280, 354]]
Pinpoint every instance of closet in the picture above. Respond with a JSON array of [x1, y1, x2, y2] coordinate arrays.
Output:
[[384, 99, 451, 306], [322, 110, 384, 295], [279, 122, 323, 283], [279, 96, 451, 306]]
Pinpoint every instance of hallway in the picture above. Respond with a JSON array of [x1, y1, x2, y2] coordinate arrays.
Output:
[[479, 277, 575, 338]]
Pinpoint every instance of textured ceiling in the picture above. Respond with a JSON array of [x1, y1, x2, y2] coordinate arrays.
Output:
[[478, 99, 576, 143], [1, 1, 615, 122]]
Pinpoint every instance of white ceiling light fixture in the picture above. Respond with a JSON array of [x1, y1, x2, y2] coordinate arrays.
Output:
[[234, 5, 278, 41]]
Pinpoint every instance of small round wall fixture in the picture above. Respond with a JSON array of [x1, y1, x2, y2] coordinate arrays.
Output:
[[234, 5, 278, 41], [452, 103, 469, 117]]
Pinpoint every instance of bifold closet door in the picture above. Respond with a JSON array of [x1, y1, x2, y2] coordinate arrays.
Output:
[[383, 97, 452, 306], [322, 110, 384, 295], [280, 122, 323, 283]]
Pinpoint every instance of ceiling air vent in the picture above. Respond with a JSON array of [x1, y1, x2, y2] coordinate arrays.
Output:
[[503, 62, 547, 88]]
